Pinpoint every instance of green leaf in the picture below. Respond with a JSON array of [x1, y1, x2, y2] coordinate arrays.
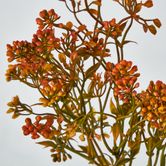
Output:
[[77, 47, 90, 60], [111, 123, 120, 144], [154, 139, 163, 149], [147, 137, 154, 154], [123, 40, 137, 45], [135, 3, 142, 13], [79, 145, 88, 153], [12, 113, 19, 119], [119, 21, 127, 32], [85, 63, 100, 79], [37, 141, 56, 148], [6, 108, 15, 114], [110, 99, 118, 115], [129, 132, 141, 156]]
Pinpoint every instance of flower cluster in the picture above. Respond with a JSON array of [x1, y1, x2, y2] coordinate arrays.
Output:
[[139, 81, 166, 131], [88, 73, 105, 97], [6, 40, 46, 80], [36, 9, 59, 30], [113, 0, 161, 35], [22, 115, 56, 139], [102, 18, 126, 38], [111, 60, 140, 103], [32, 29, 60, 53], [6, 40, 31, 62], [6, 32, 71, 103], [83, 37, 110, 57], [39, 79, 67, 107]]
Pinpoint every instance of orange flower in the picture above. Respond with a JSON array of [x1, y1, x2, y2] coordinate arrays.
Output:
[[139, 81, 166, 131], [110, 60, 140, 103]]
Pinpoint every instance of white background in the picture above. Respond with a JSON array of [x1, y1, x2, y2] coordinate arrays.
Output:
[[0, 0, 166, 166]]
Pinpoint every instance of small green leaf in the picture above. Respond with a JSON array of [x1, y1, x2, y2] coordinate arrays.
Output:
[[79, 145, 88, 153], [129, 133, 141, 156], [146, 137, 154, 154], [119, 21, 127, 32], [37, 141, 56, 148], [12, 113, 19, 119], [123, 40, 137, 45], [135, 3, 142, 13], [111, 123, 120, 144], [110, 99, 118, 115], [6, 108, 15, 114], [85, 63, 100, 79]]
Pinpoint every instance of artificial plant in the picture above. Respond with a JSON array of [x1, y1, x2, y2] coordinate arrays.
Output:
[[6, 0, 165, 165]]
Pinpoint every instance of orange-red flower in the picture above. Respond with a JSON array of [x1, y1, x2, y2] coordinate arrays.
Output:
[[139, 81, 166, 131], [111, 60, 140, 103], [22, 115, 56, 139]]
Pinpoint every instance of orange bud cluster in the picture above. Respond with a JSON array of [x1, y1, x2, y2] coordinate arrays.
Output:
[[104, 62, 114, 82], [6, 40, 31, 62], [84, 37, 110, 57], [88, 73, 105, 96], [92, 73, 104, 87], [111, 60, 140, 103], [39, 71, 71, 106], [6, 29, 70, 97], [102, 18, 125, 38], [6, 40, 47, 80], [22, 115, 56, 139], [36, 9, 59, 30], [39, 88, 66, 106], [6, 56, 45, 80], [32, 29, 60, 53], [103, 18, 116, 30], [139, 81, 166, 131]]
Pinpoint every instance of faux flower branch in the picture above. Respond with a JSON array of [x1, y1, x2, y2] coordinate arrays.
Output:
[[6, 0, 165, 166]]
